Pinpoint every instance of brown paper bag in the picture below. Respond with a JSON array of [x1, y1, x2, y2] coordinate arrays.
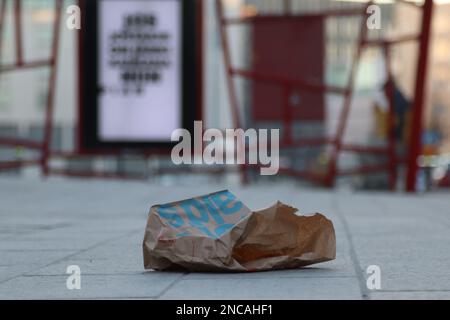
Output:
[[143, 190, 335, 272]]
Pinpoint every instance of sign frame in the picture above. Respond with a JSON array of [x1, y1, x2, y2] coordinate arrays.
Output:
[[78, 0, 202, 154]]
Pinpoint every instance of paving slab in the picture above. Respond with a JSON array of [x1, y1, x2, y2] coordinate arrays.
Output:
[[0, 177, 449, 299], [369, 291, 450, 300], [0, 273, 182, 300], [160, 277, 362, 300]]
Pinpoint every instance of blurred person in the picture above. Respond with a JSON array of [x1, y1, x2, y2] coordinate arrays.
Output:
[[387, 80, 411, 143]]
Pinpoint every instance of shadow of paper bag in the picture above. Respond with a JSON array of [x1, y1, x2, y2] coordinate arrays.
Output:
[[143, 190, 335, 272]]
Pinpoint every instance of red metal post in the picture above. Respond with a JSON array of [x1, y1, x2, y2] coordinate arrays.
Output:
[[383, 44, 398, 190], [196, 0, 204, 122], [325, 2, 372, 187], [0, 0, 6, 65], [215, 0, 242, 129], [76, 0, 84, 153], [42, 0, 63, 176], [14, 0, 23, 66], [216, 0, 250, 184], [406, 0, 433, 192]]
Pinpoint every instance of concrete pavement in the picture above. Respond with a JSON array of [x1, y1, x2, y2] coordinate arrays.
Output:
[[0, 177, 449, 299]]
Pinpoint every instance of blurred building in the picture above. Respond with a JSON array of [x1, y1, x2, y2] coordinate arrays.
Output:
[[0, 0, 448, 185], [0, 0, 76, 152]]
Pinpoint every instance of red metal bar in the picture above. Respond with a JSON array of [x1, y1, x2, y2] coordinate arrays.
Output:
[[0, 60, 52, 72], [395, 0, 421, 8], [0, 137, 43, 149], [240, 164, 327, 184], [338, 164, 390, 177], [216, 0, 241, 128], [280, 137, 332, 149], [224, 8, 366, 25], [406, 0, 433, 192], [245, 137, 331, 154], [340, 144, 389, 155], [326, 2, 372, 187], [0, 159, 41, 171], [51, 148, 175, 159], [156, 166, 228, 175], [41, 0, 63, 176], [232, 138, 331, 156], [47, 151, 94, 159], [51, 164, 233, 181], [278, 167, 327, 185], [14, 0, 23, 66], [363, 34, 420, 47], [48, 168, 147, 181], [231, 68, 347, 95], [383, 44, 398, 190], [0, 0, 6, 65]]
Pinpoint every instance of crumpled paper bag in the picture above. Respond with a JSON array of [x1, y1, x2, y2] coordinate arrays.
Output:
[[143, 190, 335, 272]]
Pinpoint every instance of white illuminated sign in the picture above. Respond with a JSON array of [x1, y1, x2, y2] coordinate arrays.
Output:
[[98, 0, 181, 142]]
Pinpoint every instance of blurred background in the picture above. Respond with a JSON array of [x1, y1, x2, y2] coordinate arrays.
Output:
[[0, 0, 449, 193]]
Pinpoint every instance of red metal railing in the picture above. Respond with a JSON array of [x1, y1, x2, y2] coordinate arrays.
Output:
[[406, 0, 434, 192], [0, 0, 62, 176], [0, 0, 206, 181], [0, 0, 434, 191], [216, 0, 433, 191]]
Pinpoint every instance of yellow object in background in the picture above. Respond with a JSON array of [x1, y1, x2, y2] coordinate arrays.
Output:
[[373, 104, 388, 140], [373, 104, 413, 146]]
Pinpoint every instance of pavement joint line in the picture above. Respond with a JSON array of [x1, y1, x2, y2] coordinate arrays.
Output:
[[172, 275, 358, 280], [375, 289, 450, 293], [21, 272, 148, 277], [21, 273, 357, 279], [155, 272, 190, 299], [0, 249, 80, 252], [332, 194, 370, 300], [72, 297, 157, 300], [0, 232, 37, 241], [0, 228, 143, 285]]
